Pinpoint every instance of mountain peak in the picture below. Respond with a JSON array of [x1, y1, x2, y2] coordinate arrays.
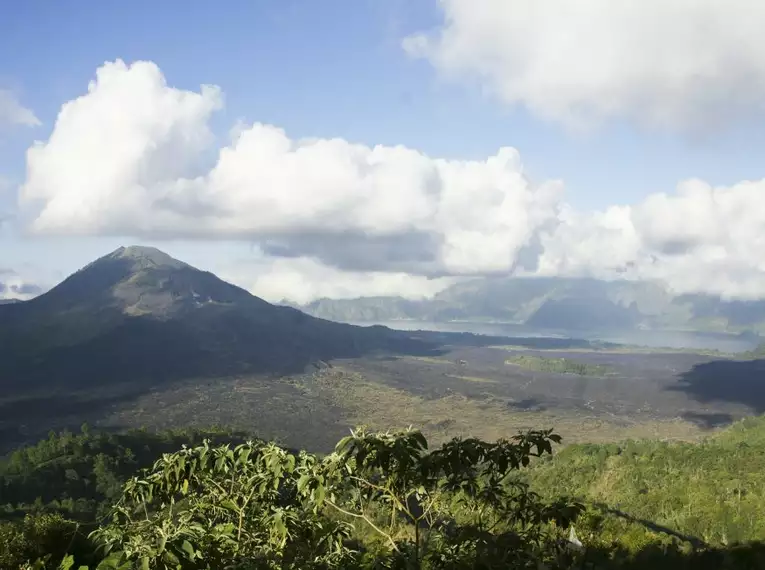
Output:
[[28, 245, 234, 319], [107, 246, 188, 270]]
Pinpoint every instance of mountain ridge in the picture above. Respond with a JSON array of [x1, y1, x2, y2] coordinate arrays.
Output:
[[296, 276, 765, 335]]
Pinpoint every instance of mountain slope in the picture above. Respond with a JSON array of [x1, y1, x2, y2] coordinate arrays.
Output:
[[0, 246, 417, 391], [298, 276, 765, 334]]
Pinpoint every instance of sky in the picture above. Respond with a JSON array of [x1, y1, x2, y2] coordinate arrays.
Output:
[[2, 0, 765, 303]]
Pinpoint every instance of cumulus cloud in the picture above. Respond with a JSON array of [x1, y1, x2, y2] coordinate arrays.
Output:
[[0, 90, 40, 128], [20, 60, 563, 277], [16, 59, 765, 301], [536, 179, 765, 300], [404, 0, 765, 131], [21, 60, 222, 235]]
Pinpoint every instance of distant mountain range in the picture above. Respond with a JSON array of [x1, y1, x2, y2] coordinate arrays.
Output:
[[295, 277, 765, 335], [0, 246, 425, 392]]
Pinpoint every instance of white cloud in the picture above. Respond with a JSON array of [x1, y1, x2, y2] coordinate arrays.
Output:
[[0, 89, 40, 128], [21, 60, 222, 234], [534, 204, 644, 279], [20, 60, 563, 277], [15, 59, 765, 301], [537, 178, 765, 300], [216, 252, 455, 305], [404, 0, 765, 131]]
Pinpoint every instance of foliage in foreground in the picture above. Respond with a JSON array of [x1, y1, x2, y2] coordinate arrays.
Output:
[[96, 428, 585, 569], [4, 428, 583, 569], [3, 422, 765, 569]]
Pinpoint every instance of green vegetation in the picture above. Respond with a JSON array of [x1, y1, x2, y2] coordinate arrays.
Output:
[[0, 425, 250, 522], [527, 415, 765, 549], [3, 419, 765, 569], [2, 426, 583, 569], [0, 426, 252, 569], [505, 354, 615, 377]]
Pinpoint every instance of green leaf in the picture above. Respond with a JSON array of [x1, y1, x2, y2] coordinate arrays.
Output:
[[180, 540, 196, 560], [314, 483, 326, 505], [220, 499, 239, 512], [96, 553, 131, 570], [161, 549, 180, 567]]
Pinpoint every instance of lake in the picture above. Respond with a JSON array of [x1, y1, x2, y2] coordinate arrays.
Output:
[[350, 320, 760, 353]]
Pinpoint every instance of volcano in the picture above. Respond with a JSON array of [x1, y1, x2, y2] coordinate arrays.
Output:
[[0, 246, 412, 390]]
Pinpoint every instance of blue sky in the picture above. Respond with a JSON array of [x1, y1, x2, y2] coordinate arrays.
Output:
[[2, 0, 765, 302]]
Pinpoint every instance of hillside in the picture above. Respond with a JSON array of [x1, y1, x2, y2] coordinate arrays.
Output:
[[298, 276, 765, 334], [0, 246, 427, 392], [526, 415, 765, 547]]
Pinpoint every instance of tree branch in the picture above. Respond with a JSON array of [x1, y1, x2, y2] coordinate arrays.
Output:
[[325, 499, 400, 553]]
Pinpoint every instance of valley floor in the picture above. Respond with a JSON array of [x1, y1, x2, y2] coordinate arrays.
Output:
[[4, 343, 761, 453]]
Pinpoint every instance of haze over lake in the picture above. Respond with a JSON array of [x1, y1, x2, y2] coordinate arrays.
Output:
[[351, 320, 760, 353]]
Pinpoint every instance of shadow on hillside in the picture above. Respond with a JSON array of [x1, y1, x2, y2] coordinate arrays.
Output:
[[577, 541, 765, 570], [593, 502, 706, 548], [669, 358, 765, 414]]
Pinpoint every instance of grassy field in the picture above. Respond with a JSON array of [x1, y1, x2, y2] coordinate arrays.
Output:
[[504, 354, 616, 376]]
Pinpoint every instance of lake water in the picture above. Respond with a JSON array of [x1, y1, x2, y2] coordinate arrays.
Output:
[[350, 320, 760, 354]]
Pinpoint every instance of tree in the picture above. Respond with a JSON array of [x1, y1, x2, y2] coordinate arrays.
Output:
[[91, 439, 352, 569], [319, 427, 582, 568], [88, 428, 581, 569]]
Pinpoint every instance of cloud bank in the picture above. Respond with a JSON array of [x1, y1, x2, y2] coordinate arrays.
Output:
[[21, 60, 562, 278], [404, 0, 765, 131], [17, 60, 765, 301]]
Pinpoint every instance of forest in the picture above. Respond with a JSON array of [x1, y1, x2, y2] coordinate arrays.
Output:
[[2, 417, 765, 569]]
